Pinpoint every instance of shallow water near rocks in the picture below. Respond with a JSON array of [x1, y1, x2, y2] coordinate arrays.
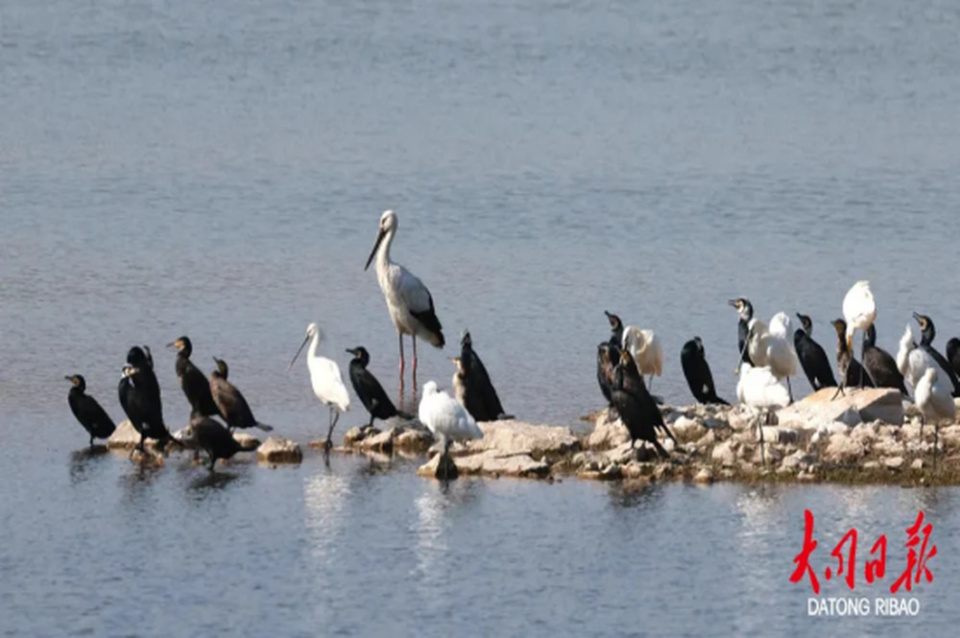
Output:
[[3, 0, 960, 634]]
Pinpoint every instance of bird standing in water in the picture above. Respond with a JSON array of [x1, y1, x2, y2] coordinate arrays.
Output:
[[181, 415, 258, 472], [912, 313, 960, 397], [167, 336, 220, 419], [65, 375, 116, 448], [794, 314, 837, 392], [455, 330, 510, 421], [418, 381, 483, 480], [365, 210, 445, 394], [289, 323, 350, 451], [346, 346, 406, 432], [679, 337, 728, 405], [209, 358, 273, 433], [118, 358, 179, 457]]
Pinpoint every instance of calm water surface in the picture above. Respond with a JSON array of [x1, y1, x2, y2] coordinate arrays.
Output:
[[2, 0, 960, 635]]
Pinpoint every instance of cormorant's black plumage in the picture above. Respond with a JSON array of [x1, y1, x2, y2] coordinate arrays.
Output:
[[730, 298, 754, 365], [188, 415, 256, 471], [118, 355, 178, 454], [913, 313, 960, 397], [66, 375, 116, 447], [209, 358, 273, 432], [610, 350, 671, 458], [680, 337, 729, 405], [346, 346, 404, 428], [794, 314, 837, 391], [946, 337, 960, 381], [458, 331, 509, 421], [169, 336, 220, 418], [862, 324, 908, 394], [830, 319, 875, 396]]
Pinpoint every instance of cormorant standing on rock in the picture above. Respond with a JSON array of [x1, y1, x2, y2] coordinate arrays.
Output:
[[209, 358, 273, 432], [794, 314, 837, 391], [168, 336, 221, 418], [455, 330, 511, 421], [65, 374, 116, 447], [680, 337, 729, 405], [346, 346, 409, 431]]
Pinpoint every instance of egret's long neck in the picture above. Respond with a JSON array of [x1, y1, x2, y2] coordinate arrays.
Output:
[[376, 227, 396, 272]]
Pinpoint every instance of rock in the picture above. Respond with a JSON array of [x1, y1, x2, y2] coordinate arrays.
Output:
[[362, 427, 398, 453], [232, 433, 261, 451], [693, 468, 713, 484], [781, 450, 812, 471], [343, 426, 369, 446], [863, 461, 880, 470], [912, 459, 924, 470], [760, 426, 798, 445], [107, 420, 149, 450], [418, 449, 550, 479], [778, 387, 904, 427], [797, 471, 817, 482], [473, 420, 580, 459], [257, 437, 302, 464], [586, 418, 630, 450], [824, 433, 866, 463], [703, 417, 730, 430], [394, 428, 434, 453], [712, 441, 738, 467], [883, 456, 904, 469], [671, 416, 707, 440]]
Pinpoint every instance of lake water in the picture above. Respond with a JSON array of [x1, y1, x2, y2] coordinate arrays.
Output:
[[2, 0, 959, 634]]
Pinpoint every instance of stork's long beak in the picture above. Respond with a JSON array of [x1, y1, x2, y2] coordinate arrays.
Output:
[[288, 335, 310, 373], [364, 227, 386, 271]]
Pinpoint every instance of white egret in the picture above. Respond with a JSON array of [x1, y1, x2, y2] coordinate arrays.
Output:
[[737, 362, 790, 465], [744, 315, 798, 402], [842, 280, 876, 388], [621, 325, 663, 391], [289, 323, 350, 452], [365, 210, 445, 393], [915, 367, 956, 467], [418, 380, 483, 480]]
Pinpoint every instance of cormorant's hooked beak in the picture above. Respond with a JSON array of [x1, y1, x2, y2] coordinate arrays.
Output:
[[288, 335, 311, 373], [727, 299, 739, 308], [345, 348, 358, 357], [64, 375, 74, 383], [364, 227, 386, 271], [912, 311, 923, 323]]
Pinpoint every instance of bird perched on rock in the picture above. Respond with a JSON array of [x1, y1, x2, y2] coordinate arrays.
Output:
[[897, 325, 931, 394], [915, 367, 955, 468], [418, 381, 483, 480], [621, 324, 664, 392], [289, 323, 350, 451], [611, 350, 673, 459], [456, 330, 510, 421], [729, 298, 755, 365], [65, 374, 116, 448], [680, 337, 728, 405], [118, 360, 180, 457], [209, 358, 273, 433], [180, 415, 258, 472], [346, 346, 409, 432], [842, 280, 877, 385], [597, 312, 624, 415], [736, 362, 790, 465], [862, 324, 907, 394], [744, 315, 798, 402], [167, 336, 220, 419], [830, 318, 875, 398], [794, 313, 837, 392], [912, 313, 960, 397]]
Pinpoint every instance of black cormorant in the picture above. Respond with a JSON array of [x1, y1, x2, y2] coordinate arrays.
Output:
[[862, 324, 908, 394], [65, 375, 117, 447], [118, 362, 179, 455], [794, 314, 837, 391], [680, 337, 729, 405], [168, 336, 221, 418], [186, 415, 257, 471], [912, 313, 960, 397], [458, 330, 510, 421], [209, 358, 273, 432], [830, 319, 874, 398], [346, 346, 409, 431], [729, 298, 755, 365], [611, 350, 671, 459]]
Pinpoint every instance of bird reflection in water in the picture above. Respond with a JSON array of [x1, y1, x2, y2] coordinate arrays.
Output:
[[189, 471, 239, 491], [303, 471, 350, 562], [606, 480, 664, 510], [68, 446, 109, 485], [413, 481, 481, 584]]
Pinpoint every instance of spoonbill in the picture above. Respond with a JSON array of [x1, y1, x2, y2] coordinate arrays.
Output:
[[680, 337, 728, 405], [118, 362, 179, 457], [289, 323, 350, 451], [862, 325, 907, 394], [621, 324, 664, 391], [915, 367, 955, 467], [209, 358, 273, 433], [793, 314, 837, 391], [455, 330, 510, 421], [829, 319, 875, 397], [346, 346, 407, 432], [611, 349, 673, 459], [418, 380, 483, 480], [167, 336, 220, 419], [736, 362, 790, 465], [912, 313, 960, 397], [65, 374, 116, 448], [744, 315, 798, 402], [842, 280, 877, 388], [729, 298, 755, 366], [365, 210, 445, 393]]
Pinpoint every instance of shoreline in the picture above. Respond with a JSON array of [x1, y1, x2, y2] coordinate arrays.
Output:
[[104, 387, 960, 487]]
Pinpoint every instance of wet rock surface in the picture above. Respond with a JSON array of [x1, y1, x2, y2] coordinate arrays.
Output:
[[257, 437, 303, 464]]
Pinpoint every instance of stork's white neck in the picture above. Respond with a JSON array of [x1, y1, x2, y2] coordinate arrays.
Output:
[[376, 227, 396, 272]]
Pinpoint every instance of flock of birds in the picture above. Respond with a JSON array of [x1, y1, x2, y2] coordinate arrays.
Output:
[[596, 280, 960, 466], [66, 210, 504, 476], [64, 209, 960, 477]]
